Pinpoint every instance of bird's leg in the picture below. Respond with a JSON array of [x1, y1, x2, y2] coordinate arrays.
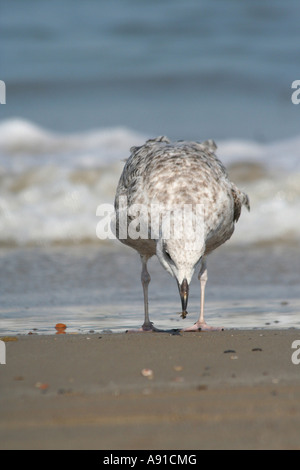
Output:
[[127, 255, 159, 332], [126, 255, 155, 332], [140, 255, 153, 330], [127, 254, 180, 333], [183, 258, 223, 332], [199, 261, 208, 325]]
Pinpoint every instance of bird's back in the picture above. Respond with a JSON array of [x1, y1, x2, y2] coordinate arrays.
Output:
[[115, 136, 249, 254]]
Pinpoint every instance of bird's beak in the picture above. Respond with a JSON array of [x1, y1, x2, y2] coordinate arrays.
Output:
[[179, 278, 189, 319]]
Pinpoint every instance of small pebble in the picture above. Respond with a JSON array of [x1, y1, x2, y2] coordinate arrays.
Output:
[[55, 323, 67, 335], [173, 376, 185, 383], [35, 382, 49, 391], [57, 388, 72, 395], [196, 385, 207, 391], [141, 368, 154, 379], [224, 349, 236, 354], [55, 323, 67, 330]]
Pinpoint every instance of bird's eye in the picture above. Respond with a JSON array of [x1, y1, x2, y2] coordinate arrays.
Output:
[[165, 250, 172, 261]]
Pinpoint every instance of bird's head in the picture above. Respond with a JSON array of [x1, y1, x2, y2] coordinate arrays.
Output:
[[156, 237, 205, 319]]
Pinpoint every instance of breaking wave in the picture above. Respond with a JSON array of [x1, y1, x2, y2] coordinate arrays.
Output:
[[0, 118, 299, 246]]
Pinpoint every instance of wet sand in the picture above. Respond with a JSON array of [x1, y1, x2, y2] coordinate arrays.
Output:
[[1, 243, 300, 335], [1, 329, 300, 450]]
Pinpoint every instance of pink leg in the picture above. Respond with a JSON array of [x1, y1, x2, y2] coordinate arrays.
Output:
[[183, 259, 223, 332]]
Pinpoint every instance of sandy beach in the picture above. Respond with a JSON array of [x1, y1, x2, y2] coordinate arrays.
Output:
[[1, 243, 300, 450], [1, 329, 300, 450], [2, 0, 300, 454]]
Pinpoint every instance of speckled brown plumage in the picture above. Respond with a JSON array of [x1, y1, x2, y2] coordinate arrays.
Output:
[[114, 136, 250, 331]]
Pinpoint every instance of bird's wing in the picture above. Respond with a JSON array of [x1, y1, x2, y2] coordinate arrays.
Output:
[[231, 183, 250, 222], [118, 137, 170, 192]]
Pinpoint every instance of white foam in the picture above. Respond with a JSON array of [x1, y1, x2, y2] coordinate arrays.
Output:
[[218, 135, 300, 172], [0, 118, 299, 246]]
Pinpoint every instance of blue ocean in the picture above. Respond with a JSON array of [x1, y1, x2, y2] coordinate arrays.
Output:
[[1, 0, 300, 140]]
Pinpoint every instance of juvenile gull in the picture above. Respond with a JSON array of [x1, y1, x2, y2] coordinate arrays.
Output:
[[114, 136, 250, 331]]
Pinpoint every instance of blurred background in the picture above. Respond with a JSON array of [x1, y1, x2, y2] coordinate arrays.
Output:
[[1, 0, 300, 140], [0, 0, 300, 246], [1, 0, 300, 333]]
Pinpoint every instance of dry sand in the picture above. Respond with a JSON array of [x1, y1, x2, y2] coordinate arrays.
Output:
[[1, 329, 300, 450]]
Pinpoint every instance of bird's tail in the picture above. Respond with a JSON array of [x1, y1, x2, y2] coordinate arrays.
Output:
[[241, 191, 250, 212], [231, 184, 250, 222]]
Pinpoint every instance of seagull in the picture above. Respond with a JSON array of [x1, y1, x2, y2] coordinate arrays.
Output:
[[114, 136, 250, 331]]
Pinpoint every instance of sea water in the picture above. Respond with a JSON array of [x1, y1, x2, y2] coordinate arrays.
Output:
[[1, 0, 300, 140], [0, 243, 299, 335], [0, 118, 299, 247]]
